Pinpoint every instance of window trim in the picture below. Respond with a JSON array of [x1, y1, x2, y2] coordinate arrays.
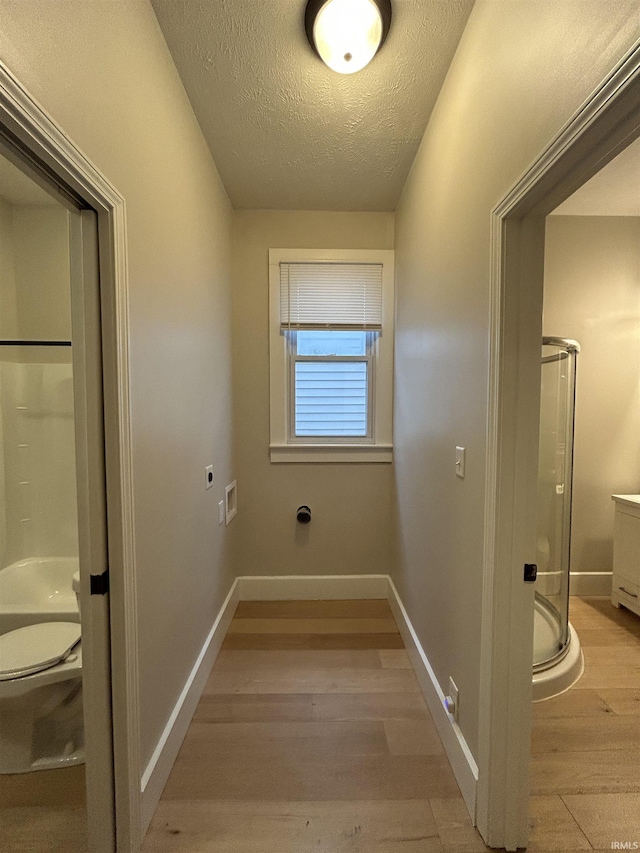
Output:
[[269, 248, 394, 463]]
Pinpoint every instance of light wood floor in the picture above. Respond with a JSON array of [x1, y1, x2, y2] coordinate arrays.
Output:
[[0, 764, 86, 852], [142, 599, 489, 852], [7, 596, 635, 851], [529, 595, 640, 852]]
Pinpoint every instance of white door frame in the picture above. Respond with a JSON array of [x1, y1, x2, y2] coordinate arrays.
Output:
[[477, 42, 640, 851], [0, 62, 142, 851]]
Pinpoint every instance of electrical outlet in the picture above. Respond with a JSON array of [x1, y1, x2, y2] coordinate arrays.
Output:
[[445, 676, 460, 720], [205, 465, 214, 490], [218, 500, 225, 525]]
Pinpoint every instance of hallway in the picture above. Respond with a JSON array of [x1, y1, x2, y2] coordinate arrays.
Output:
[[141, 600, 486, 852]]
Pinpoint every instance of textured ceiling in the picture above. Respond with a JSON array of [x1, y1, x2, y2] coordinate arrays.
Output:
[[553, 135, 640, 216], [151, 0, 474, 210]]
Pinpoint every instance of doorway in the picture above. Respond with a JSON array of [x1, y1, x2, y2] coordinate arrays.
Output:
[[0, 138, 115, 851], [527, 137, 640, 848], [477, 46, 640, 851], [0, 58, 141, 853]]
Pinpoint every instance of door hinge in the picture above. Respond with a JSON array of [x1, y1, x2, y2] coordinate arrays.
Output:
[[524, 563, 538, 583], [90, 570, 110, 595]]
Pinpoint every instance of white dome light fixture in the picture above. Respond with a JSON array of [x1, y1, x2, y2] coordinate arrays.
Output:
[[305, 0, 392, 75]]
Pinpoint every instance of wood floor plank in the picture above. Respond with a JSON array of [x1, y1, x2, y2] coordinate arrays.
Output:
[[234, 600, 394, 619], [312, 692, 430, 721], [175, 720, 390, 759], [527, 795, 591, 851], [532, 715, 640, 753], [577, 665, 640, 690], [594, 688, 640, 716], [213, 649, 383, 670], [204, 667, 421, 695], [0, 766, 86, 808], [561, 792, 640, 850], [379, 649, 412, 669], [0, 807, 87, 853], [429, 798, 488, 852], [143, 800, 443, 853], [574, 627, 640, 648], [228, 618, 400, 635], [570, 597, 640, 631], [583, 645, 640, 666], [162, 753, 461, 801], [221, 632, 405, 650], [384, 719, 444, 756], [192, 694, 314, 723], [532, 689, 613, 719], [531, 749, 640, 795]]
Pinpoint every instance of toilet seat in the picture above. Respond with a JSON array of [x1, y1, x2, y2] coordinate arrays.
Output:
[[0, 622, 81, 681]]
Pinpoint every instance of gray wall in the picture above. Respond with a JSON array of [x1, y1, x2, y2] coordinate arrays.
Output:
[[393, 0, 640, 759], [544, 215, 640, 580], [0, 0, 236, 771], [231, 210, 395, 577]]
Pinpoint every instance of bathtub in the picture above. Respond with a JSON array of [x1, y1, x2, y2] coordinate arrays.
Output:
[[0, 557, 79, 635]]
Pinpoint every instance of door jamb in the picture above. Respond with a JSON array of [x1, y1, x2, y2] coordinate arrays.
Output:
[[478, 41, 640, 851], [0, 61, 142, 851]]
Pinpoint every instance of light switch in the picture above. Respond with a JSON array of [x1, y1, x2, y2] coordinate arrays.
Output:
[[455, 446, 465, 479], [218, 500, 225, 525], [205, 465, 214, 490]]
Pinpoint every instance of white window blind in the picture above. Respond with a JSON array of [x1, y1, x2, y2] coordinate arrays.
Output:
[[280, 262, 383, 329]]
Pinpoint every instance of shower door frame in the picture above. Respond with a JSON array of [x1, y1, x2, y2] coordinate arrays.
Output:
[[0, 61, 142, 851], [478, 43, 640, 852]]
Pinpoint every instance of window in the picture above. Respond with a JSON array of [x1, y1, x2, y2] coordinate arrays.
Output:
[[269, 249, 394, 462]]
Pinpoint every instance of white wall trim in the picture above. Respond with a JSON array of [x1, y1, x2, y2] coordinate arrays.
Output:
[[386, 577, 478, 819], [269, 443, 393, 463], [139, 578, 240, 832], [0, 58, 141, 851], [570, 572, 613, 596], [480, 41, 640, 852], [237, 573, 389, 600], [268, 248, 395, 462]]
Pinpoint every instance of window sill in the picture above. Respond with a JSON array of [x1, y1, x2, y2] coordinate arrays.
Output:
[[269, 443, 393, 464]]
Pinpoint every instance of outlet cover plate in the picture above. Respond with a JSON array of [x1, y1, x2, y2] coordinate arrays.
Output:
[[448, 676, 459, 720], [205, 465, 214, 490]]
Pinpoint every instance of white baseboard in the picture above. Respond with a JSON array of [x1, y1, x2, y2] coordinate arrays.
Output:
[[139, 578, 240, 832], [387, 577, 479, 822], [237, 574, 389, 600], [535, 571, 562, 597], [570, 572, 612, 596], [138, 573, 478, 834]]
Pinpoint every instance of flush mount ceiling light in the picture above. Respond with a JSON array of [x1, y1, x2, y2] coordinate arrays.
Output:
[[305, 0, 392, 75]]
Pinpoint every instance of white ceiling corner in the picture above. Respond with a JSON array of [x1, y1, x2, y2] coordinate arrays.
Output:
[[151, 0, 474, 211]]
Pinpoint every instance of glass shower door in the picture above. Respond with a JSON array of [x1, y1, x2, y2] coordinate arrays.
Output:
[[534, 337, 579, 670]]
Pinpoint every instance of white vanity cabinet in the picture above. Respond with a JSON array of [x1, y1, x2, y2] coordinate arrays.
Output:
[[612, 495, 640, 617]]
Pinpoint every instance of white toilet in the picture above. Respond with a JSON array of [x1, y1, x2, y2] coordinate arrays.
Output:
[[0, 621, 84, 774]]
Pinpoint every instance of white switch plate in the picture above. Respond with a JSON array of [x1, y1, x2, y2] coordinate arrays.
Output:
[[455, 446, 465, 479], [205, 465, 214, 490], [218, 500, 225, 525]]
